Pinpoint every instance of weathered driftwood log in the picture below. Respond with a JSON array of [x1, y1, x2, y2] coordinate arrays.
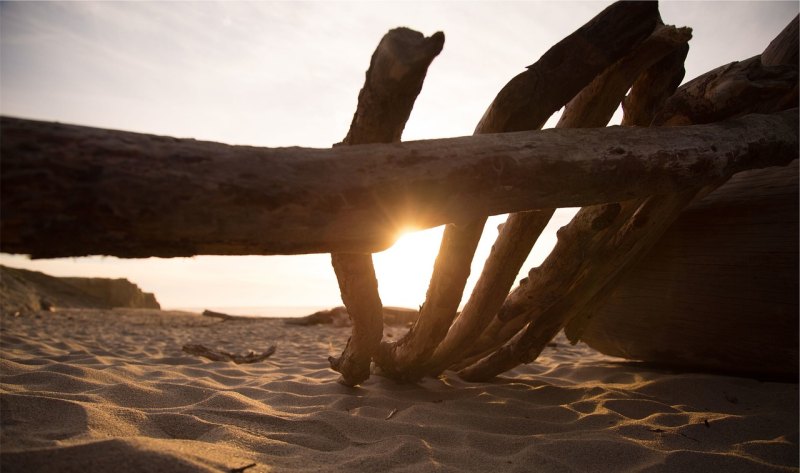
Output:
[[568, 161, 799, 378], [1, 112, 797, 260], [759, 14, 798, 67], [374, 0, 662, 380], [428, 23, 692, 376], [564, 15, 800, 355], [459, 189, 710, 381], [475, 1, 660, 133], [621, 43, 689, 126], [328, 27, 444, 386], [651, 56, 798, 126], [182, 344, 276, 364], [563, 15, 800, 378], [458, 23, 800, 380], [453, 21, 692, 372], [556, 24, 692, 128]]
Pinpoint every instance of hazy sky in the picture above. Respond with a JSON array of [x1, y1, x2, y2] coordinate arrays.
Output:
[[1, 1, 797, 314]]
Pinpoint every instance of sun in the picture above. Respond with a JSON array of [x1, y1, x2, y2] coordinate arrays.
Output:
[[372, 226, 444, 308]]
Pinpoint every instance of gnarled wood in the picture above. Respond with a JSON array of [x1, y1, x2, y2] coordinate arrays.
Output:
[[475, 1, 660, 133], [570, 161, 799, 378], [557, 24, 692, 129], [621, 43, 688, 126], [1, 112, 797, 259], [459, 26, 799, 380], [652, 56, 798, 127], [374, 0, 661, 380], [430, 22, 692, 376], [459, 190, 709, 381], [328, 27, 444, 386]]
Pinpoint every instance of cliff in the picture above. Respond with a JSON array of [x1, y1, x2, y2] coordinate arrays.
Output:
[[0, 265, 160, 313]]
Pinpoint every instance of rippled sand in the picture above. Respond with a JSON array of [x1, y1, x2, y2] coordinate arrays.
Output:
[[1, 309, 797, 472]]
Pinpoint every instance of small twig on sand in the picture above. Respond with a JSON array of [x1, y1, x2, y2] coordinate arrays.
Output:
[[182, 344, 276, 364]]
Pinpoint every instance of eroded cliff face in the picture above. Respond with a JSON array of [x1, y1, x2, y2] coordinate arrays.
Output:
[[0, 265, 160, 313], [60, 278, 160, 310]]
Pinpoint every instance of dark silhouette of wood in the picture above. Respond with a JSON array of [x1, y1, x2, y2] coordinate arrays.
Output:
[[425, 23, 692, 377], [453, 27, 694, 372], [475, 1, 660, 133], [557, 24, 692, 128], [563, 16, 800, 378], [458, 24, 799, 380], [182, 344, 276, 364], [1, 112, 797, 260], [652, 56, 797, 127], [570, 161, 799, 378], [761, 15, 798, 67], [374, 0, 662, 380], [328, 27, 444, 386]]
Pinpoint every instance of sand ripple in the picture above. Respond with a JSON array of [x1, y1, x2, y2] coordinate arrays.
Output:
[[1, 309, 797, 472]]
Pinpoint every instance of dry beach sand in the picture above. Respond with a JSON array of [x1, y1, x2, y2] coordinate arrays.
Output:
[[1, 308, 797, 472]]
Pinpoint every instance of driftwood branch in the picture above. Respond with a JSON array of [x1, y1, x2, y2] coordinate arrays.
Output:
[[458, 23, 800, 380], [1, 111, 797, 259], [182, 344, 276, 364], [425, 22, 692, 377], [328, 27, 443, 386], [374, 0, 662, 380]]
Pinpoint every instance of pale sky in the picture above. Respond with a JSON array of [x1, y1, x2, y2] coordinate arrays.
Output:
[[1, 1, 797, 314]]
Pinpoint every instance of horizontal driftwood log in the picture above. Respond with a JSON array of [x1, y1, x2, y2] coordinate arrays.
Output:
[[1, 111, 798, 258]]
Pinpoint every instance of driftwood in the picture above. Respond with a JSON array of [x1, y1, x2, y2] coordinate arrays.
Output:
[[284, 307, 350, 326], [761, 15, 798, 67], [328, 28, 443, 386], [563, 16, 800, 378], [556, 24, 692, 128], [457, 21, 800, 380], [621, 44, 689, 126], [424, 22, 693, 378], [570, 161, 799, 378], [182, 344, 276, 364], [202, 309, 236, 320], [450, 39, 693, 372], [652, 56, 798, 126], [285, 306, 419, 327], [1, 112, 798, 260], [564, 15, 800, 351], [374, 0, 661, 380]]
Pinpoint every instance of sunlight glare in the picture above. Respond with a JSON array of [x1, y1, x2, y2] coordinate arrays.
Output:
[[372, 226, 443, 308]]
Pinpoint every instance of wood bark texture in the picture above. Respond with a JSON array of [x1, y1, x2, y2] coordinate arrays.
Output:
[[374, 0, 662, 379], [570, 161, 799, 378], [761, 15, 798, 67], [475, 1, 660, 133], [562, 17, 800, 378], [459, 24, 800, 380], [1, 112, 797, 260], [565, 22, 800, 347], [556, 24, 692, 129], [429, 22, 692, 375], [652, 56, 798, 126], [328, 27, 444, 386]]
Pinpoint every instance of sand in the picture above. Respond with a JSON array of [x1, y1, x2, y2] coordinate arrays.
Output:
[[1, 309, 797, 472]]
